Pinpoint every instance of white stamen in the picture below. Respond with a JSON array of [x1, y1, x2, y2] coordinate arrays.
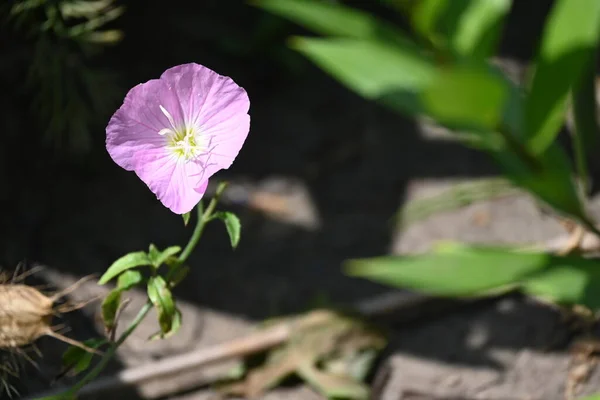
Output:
[[159, 105, 177, 130], [158, 128, 174, 136]]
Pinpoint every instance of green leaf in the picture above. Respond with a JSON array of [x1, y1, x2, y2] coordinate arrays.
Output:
[[492, 142, 590, 227], [450, 0, 511, 59], [571, 52, 599, 192], [346, 243, 551, 296], [168, 264, 190, 288], [525, 0, 600, 153], [410, 0, 510, 58], [149, 307, 183, 340], [577, 395, 600, 400], [421, 65, 509, 130], [252, 0, 412, 47], [98, 251, 152, 285], [290, 37, 435, 109], [101, 289, 121, 332], [147, 245, 182, 268], [148, 244, 160, 264], [147, 276, 176, 335], [523, 257, 600, 310], [213, 211, 241, 249], [182, 211, 191, 226], [117, 269, 143, 291], [62, 338, 106, 374]]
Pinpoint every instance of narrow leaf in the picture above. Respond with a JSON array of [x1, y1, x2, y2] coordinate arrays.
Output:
[[253, 0, 411, 47], [99, 251, 151, 284], [148, 244, 160, 264], [525, 0, 600, 153], [451, 0, 511, 59], [62, 338, 106, 374], [523, 257, 600, 310], [149, 307, 182, 340], [421, 65, 508, 130], [147, 276, 176, 335], [168, 264, 190, 288], [290, 37, 435, 109], [153, 246, 182, 268], [571, 52, 599, 191], [214, 211, 241, 249], [117, 269, 143, 291], [346, 244, 550, 296], [101, 289, 122, 332], [492, 142, 590, 226]]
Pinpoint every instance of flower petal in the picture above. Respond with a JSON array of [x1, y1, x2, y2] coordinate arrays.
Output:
[[159, 63, 250, 131], [133, 147, 207, 214], [106, 78, 187, 171], [191, 113, 251, 184]]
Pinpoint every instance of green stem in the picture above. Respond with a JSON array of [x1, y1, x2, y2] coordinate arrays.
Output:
[[63, 302, 153, 397], [53, 182, 230, 399], [178, 181, 228, 263]]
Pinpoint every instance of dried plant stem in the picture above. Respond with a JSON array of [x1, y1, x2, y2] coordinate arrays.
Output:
[[52, 183, 230, 399]]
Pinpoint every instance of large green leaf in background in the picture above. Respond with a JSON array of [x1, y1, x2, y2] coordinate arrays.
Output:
[[252, 0, 412, 48], [265, 1, 593, 228], [525, 0, 600, 153], [346, 243, 549, 296], [347, 243, 600, 310], [410, 0, 511, 59], [421, 64, 508, 130], [523, 262, 600, 310], [290, 37, 435, 112]]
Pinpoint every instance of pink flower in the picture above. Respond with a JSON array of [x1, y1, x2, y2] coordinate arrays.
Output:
[[106, 63, 250, 214]]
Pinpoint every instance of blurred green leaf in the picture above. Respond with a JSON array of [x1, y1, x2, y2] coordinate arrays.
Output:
[[213, 211, 241, 249], [492, 142, 591, 228], [147, 245, 182, 268], [253, 0, 412, 47], [117, 269, 143, 291], [348, 243, 600, 311], [450, 0, 511, 59], [147, 276, 176, 336], [577, 395, 600, 400], [99, 251, 151, 284], [346, 243, 550, 296], [571, 53, 599, 192], [523, 258, 600, 310], [290, 37, 435, 110], [525, 0, 600, 153], [61, 338, 106, 374], [101, 288, 121, 332], [421, 65, 508, 129], [411, 0, 510, 59]]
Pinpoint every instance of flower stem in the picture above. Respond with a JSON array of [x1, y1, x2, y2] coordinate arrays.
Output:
[[60, 302, 153, 398], [53, 182, 229, 399], [178, 181, 228, 263]]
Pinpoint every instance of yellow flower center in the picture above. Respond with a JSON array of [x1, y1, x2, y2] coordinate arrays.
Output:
[[158, 105, 206, 162]]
